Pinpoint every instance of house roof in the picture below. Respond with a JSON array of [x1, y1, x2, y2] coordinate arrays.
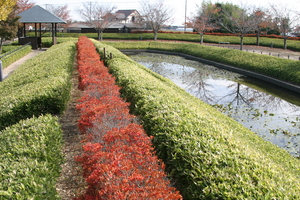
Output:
[[116, 10, 138, 18], [18, 5, 66, 23]]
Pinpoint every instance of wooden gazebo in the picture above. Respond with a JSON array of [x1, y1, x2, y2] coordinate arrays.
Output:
[[17, 5, 66, 49]]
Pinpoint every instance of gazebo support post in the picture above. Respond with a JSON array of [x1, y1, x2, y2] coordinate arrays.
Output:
[[52, 23, 57, 45], [55, 23, 57, 37], [39, 23, 41, 37], [34, 23, 38, 49], [23, 23, 26, 37]]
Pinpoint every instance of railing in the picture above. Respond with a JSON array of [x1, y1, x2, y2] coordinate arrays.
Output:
[[0, 42, 31, 82], [0, 42, 31, 60]]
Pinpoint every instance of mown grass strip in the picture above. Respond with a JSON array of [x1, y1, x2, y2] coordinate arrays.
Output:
[[103, 41, 300, 86], [94, 40, 300, 199], [0, 114, 63, 200], [0, 41, 76, 130]]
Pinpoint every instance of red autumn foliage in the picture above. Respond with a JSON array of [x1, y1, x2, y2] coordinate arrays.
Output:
[[74, 36, 182, 199]]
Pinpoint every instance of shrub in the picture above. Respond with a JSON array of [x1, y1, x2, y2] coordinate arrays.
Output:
[[74, 36, 182, 199]]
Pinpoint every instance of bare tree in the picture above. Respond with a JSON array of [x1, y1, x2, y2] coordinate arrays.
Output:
[[16, 0, 35, 14], [77, 2, 116, 41], [217, 3, 257, 50], [252, 8, 273, 46], [188, 3, 217, 44], [46, 4, 72, 24], [139, 0, 173, 41], [269, 4, 300, 49]]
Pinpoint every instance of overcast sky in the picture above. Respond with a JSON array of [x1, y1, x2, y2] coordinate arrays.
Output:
[[33, 0, 300, 26]]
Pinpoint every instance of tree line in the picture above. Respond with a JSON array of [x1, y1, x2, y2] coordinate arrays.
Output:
[[188, 1, 300, 50]]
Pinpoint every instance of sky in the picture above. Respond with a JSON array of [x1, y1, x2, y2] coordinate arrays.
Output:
[[33, 0, 300, 26]]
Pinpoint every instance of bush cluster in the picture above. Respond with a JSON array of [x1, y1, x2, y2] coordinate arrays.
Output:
[[74, 36, 182, 199]]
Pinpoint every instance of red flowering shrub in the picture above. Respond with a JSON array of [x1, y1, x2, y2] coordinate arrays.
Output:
[[74, 36, 182, 199]]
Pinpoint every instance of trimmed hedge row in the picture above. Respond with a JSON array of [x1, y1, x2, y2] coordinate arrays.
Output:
[[0, 114, 63, 199], [0, 44, 32, 68], [103, 41, 300, 86], [94, 41, 300, 199], [0, 41, 76, 131]]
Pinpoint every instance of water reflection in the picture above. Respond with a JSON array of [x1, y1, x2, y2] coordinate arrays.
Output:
[[129, 52, 300, 158]]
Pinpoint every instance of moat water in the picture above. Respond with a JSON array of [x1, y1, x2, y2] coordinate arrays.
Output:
[[127, 52, 300, 158]]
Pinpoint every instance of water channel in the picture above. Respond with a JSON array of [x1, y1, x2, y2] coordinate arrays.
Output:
[[126, 52, 300, 158]]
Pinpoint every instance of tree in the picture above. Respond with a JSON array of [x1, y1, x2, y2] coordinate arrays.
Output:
[[251, 8, 273, 46], [0, 5, 20, 53], [139, 0, 173, 41], [0, 0, 17, 21], [216, 3, 257, 50], [269, 4, 300, 49], [77, 2, 116, 41], [16, 0, 35, 14], [188, 2, 218, 44], [45, 4, 72, 24]]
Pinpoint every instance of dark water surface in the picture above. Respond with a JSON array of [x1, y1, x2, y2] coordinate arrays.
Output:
[[127, 52, 300, 158]]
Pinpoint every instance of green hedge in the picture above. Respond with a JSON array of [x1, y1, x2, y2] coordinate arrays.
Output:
[[94, 41, 300, 199], [0, 41, 76, 130], [23, 32, 300, 51], [103, 41, 300, 86], [0, 114, 63, 199], [0, 44, 32, 68]]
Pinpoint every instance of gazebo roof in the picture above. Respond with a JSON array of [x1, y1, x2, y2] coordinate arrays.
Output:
[[18, 5, 66, 24]]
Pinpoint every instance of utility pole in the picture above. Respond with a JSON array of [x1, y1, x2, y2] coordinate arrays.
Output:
[[184, 0, 187, 32]]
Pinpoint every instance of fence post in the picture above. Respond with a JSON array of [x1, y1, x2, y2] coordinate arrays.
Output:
[[0, 60, 3, 82]]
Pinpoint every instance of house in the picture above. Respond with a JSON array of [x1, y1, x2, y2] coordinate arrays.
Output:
[[67, 10, 142, 33]]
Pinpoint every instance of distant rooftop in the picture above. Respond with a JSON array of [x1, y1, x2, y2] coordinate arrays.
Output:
[[116, 10, 138, 18], [18, 5, 66, 24]]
